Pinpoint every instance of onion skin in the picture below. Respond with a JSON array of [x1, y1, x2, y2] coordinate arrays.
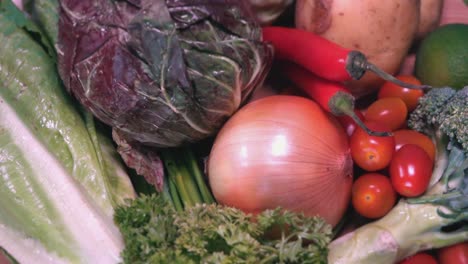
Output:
[[207, 95, 353, 227]]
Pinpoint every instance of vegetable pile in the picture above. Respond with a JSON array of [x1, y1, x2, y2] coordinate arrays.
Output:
[[1, 0, 468, 263], [328, 86, 468, 264], [208, 95, 353, 227]]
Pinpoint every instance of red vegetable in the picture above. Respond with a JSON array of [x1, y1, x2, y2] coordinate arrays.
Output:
[[390, 144, 433, 197], [365, 97, 408, 131], [378, 75, 425, 112], [337, 110, 365, 137], [398, 252, 438, 264], [352, 173, 397, 219], [437, 242, 468, 264], [262, 26, 429, 89], [282, 62, 390, 137], [350, 121, 395, 172], [394, 129, 436, 161], [207, 95, 353, 227]]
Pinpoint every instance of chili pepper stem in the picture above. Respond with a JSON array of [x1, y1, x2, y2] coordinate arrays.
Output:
[[330, 91, 392, 137], [263, 26, 432, 89], [348, 51, 432, 89]]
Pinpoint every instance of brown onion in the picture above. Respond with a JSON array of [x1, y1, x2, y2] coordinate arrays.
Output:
[[207, 95, 353, 227]]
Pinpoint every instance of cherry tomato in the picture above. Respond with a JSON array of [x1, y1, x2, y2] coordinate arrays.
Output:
[[437, 242, 468, 264], [394, 129, 436, 161], [365, 97, 408, 131], [390, 144, 433, 197], [398, 252, 438, 264], [350, 121, 395, 171], [352, 173, 396, 219], [378, 75, 424, 112], [337, 110, 365, 136], [0, 251, 10, 264]]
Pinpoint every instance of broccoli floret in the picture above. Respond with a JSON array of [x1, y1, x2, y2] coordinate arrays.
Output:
[[439, 87, 468, 150], [408, 86, 467, 150], [328, 87, 468, 264], [407, 87, 467, 187], [407, 87, 456, 133]]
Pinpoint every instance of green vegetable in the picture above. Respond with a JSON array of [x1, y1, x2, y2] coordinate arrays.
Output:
[[328, 87, 468, 264], [160, 147, 215, 212], [23, 0, 59, 47], [0, 1, 135, 262], [408, 87, 467, 186], [114, 193, 332, 264]]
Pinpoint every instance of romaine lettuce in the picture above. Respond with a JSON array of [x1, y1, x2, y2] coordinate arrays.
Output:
[[0, 1, 135, 262]]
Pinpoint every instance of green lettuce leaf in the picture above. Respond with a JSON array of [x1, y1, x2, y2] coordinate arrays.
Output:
[[0, 1, 136, 262]]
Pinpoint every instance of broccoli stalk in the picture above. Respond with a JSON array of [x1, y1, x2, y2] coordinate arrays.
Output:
[[328, 87, 468, 264]]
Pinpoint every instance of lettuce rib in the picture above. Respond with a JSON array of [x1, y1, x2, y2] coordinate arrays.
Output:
[[0, 1, 136, 262]]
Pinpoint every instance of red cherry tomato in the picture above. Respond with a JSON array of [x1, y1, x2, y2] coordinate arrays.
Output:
[[365, 97, 408, 131], [352, 173, 397, 219], [337, 110, 365, 136], [390, 144, 433, 197], [0, 251, 10, 264], [437, 242, 468, 264], [378, 75, 424, 112], [394, 129, 436, 161], [398, 252, 438, 264], [350, 121, 395, 171]]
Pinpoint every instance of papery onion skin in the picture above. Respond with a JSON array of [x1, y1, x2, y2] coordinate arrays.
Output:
[[208, 95, 353, 227]]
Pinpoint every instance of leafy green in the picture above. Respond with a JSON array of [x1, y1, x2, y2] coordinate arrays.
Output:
[[23, 0, 59, 46], [0, 0, 55, 58], [55, 0, 273, 149], [0, 0, 135, 218], [0, 1, 136, 262], [115, 194, 332, 264]]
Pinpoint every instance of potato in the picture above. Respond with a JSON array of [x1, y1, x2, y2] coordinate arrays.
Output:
[[417, 0, 444, 39], [439, 0, 468, 25], [295, 0, 421, 97]]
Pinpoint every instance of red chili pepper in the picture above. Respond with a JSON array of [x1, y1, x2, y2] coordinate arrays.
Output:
[[263, 26, 429, 90], [281, 62, 391, 137]]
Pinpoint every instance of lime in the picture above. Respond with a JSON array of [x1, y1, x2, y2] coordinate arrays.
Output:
[[415, 23, 468, 90]]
